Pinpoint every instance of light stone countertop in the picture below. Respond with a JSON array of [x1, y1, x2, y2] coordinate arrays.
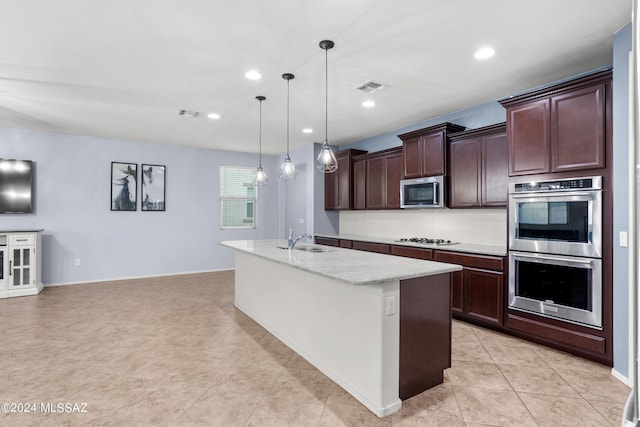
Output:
[[315, 233, 507, 257], [220, 239, 462, 286]]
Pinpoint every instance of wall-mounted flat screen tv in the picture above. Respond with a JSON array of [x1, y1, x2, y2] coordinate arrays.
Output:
[[0, 159, 33, 214]]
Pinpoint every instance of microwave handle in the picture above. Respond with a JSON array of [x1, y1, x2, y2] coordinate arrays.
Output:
[[433, 182, 439, 205]]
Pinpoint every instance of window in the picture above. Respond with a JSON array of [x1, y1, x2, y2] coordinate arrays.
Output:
[[220, 166, 257, 229]]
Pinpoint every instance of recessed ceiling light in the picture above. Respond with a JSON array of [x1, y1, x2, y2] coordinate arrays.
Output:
[[302, 128, 313, 134], [245, 70, 261, 80], [362, 100, 376, 108], [474, 47, 495, 60], [207, 113, 221, 119]]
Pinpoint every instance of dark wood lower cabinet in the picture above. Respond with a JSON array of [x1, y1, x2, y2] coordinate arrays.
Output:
[[451, 270, 464, 316], [339, 239, 353, 249], [352, 240, 390, 254], [465, 268, 503, 326], [399, 273, 451, 400], [316, 236, 611, 364], [314, 237, 339, 247], [448, 268, 503, 325], [505, 312, 611, 365], [390, 245, 433, 260], [435, 250, 505, 326]]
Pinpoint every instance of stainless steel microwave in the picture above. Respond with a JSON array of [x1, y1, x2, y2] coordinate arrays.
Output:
[[400, 176, 445, 208]]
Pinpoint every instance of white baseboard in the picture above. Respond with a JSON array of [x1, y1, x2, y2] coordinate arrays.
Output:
[[43, 268, 234, 288], [612, 367, 633, 387]]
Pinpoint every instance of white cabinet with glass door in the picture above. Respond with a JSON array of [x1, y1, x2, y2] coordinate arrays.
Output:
[[0, 231, 43, 298]]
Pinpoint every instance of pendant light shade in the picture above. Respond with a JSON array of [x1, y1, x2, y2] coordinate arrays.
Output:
[[279, 73, 297, 180], [315, 40, 338, 173], [254, 95, 268, 186]]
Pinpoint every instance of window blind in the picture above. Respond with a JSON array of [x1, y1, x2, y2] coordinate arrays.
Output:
[[220, 166, 256, 229]]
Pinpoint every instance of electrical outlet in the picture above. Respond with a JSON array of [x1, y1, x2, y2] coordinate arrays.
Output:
[[385, 296, 396, 316], [74, 258, 81, 266], [620, 231, 628, 248]]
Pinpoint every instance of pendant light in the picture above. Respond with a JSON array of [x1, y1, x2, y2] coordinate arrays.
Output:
[[278, 73, 297, 180], [254, 96, 268, 186], [315, 40, 338, 173]]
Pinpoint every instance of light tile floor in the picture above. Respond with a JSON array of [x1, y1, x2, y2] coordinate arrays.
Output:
[[0, 271, 630, 426]]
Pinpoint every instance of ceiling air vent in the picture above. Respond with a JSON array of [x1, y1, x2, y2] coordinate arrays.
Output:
[[179, 109, 200, 118], [356, 80, 387, 93]]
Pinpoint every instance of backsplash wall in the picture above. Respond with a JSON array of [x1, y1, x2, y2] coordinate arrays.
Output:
[[339, 209, 507, 247]]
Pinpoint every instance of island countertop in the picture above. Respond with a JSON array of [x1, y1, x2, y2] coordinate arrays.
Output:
[[221, 239, 462, 285]]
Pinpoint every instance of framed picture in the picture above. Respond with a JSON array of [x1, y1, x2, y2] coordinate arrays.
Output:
[[141, 164, 166, 211], [111, 162, 137, 211]]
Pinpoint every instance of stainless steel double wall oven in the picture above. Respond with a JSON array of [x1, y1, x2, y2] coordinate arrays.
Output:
[[508, 176, 603, 329]]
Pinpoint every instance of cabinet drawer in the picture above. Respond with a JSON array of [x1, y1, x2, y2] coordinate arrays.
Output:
[[434, 251, 504, 271], [390, 245, 433, 260], [507, 314, 605, 355], [314, 237, 340, 247], [352, 241, 390, 254], [339, 240, 353, 249], [9, 234, 35, 246]]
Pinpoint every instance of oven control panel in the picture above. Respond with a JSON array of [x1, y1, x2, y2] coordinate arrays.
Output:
[[511, 176, 601, 193]]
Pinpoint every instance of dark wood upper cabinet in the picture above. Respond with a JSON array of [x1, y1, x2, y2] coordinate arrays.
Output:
[[324, 149, 367, 210], [507, 100, 550, 176], [551, 84, 606, 172], [365, 156, 386, 210], [353, 158, 367, 210], [385, 152, 403, 209], [335, 155, 352, 209], [449, 137, 481, 207], [481, 130, 508, 207], [500, 69, 611, 177], [422, 131, 447, 176], [449, 123, 507, 208], [355, 147, 403, 210], [398, 123, 465, 179], [324, 170, 338, 210], [401, 135, 423, 179]]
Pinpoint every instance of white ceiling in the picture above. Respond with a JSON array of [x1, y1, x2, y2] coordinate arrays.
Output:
[[0, 0, 631, 155]]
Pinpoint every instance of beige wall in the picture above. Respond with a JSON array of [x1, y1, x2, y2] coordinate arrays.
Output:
[[339, 209, 507, 246]]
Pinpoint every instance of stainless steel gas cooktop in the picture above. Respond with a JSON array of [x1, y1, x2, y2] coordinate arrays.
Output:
[[396, 238, 459, 246]]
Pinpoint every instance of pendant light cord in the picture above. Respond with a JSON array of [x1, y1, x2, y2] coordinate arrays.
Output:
[[324, 46, 328, 145], [286, 78, 290, 155], [259, 98, 263, 166]]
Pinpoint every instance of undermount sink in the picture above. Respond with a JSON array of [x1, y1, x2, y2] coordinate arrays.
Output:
[[297, 245, 331, 253], [276, 245, 331, 253]]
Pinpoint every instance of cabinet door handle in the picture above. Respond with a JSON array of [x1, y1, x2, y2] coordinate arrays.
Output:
[[9, 260, 11, 275], [16, 239, 27, 242]]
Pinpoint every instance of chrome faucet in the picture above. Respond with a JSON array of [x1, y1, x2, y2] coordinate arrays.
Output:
[[287, 227, 311, 250]]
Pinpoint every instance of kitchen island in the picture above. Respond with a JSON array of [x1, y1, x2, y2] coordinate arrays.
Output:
[[221, 239, 462, 417]]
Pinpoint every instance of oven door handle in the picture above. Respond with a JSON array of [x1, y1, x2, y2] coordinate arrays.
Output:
[[509, 190, 599, 199], [511, 253, 595, 268]]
